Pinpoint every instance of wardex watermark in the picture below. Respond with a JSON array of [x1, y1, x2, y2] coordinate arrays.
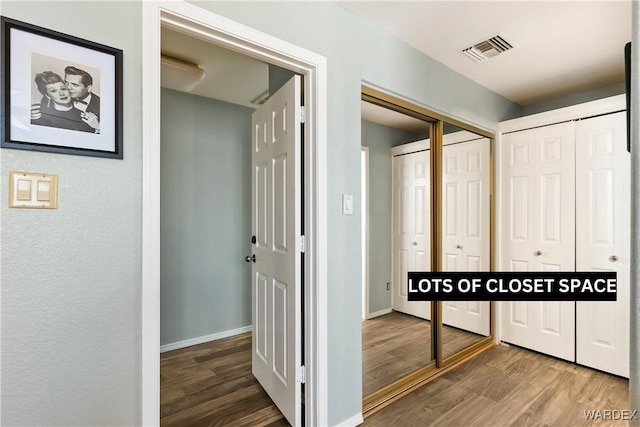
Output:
[[584, 409, 637, 421]]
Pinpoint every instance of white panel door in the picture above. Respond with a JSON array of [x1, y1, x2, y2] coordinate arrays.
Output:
[[442, 139, 490, 335], [500, 122, 576, 361], [576, 112, 629, 377], [251, 75, 301, 426], [392, 150, 430, 319]]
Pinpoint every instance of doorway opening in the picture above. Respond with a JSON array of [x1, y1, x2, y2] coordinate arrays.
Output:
[[158, 27, 294, 425], [142, 3, 328, 426]]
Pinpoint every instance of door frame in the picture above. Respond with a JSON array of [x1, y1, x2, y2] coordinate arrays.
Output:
[[361, 146, 370, 319], [141, 2, 328, 426]]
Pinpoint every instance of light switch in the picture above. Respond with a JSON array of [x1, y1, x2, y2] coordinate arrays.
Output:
[[37, 181, 51, 202], [17, 179, 32, 201], [9, 171, 58, 209], [342, 193, 353, 215]]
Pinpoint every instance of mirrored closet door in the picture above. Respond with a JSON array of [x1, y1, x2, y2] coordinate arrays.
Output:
[[361, 98, 435, 398], [361, 86, 496, 414]]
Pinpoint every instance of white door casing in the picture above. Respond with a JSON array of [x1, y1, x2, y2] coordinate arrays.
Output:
[[143, 3, 329, 425], [361, 147, 370, 320], [500, 122, 576, 361], [392, 147, 430, 320], [442, 137, 491, 336], [576, 112, 630, 378], [251, 75, 302, 425]]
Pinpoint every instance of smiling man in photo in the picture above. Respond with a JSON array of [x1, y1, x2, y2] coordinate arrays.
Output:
[[64, 65, 100, 119]]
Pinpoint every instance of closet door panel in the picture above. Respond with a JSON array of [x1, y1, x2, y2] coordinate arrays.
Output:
[[535, 125, 575, 272], [501, 131, 536, 350], [442, 140, 490, 336], [392, 151, 431, 320], [576, 112, 629, 377], [500, 122, 575, 361]]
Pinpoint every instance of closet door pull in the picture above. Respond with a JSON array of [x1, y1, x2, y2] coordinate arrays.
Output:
[[534, 250, 542, 256], [609, 255, 619, 262], [456, 244, 463, 250], [412, 241, 417, 246]]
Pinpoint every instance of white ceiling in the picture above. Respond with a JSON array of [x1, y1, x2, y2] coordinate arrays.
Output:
[[361, 101, 432, 133], [161, 1, 631, 132], [338, 1, 631, 106], [161, 27, 268, 109]]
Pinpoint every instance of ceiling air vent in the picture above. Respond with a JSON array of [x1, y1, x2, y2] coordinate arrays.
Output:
[[462, 34, 514, 62], [251, 90, 270, 106]]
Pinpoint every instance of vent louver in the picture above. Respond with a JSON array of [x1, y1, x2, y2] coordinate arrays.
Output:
[[462, 34, 514, 62], [251, 90, 270, 105]]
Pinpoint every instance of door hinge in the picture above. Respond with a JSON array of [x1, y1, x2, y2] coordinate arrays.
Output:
[[297, 235, 306, 253], [297, 365, 306, 384], [297, 106, 306, 124]]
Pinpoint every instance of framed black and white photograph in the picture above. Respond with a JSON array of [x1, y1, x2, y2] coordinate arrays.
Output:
[[1, 17, 123, 159]]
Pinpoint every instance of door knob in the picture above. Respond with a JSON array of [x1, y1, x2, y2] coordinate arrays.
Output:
[[456, 244, 463, 250], [534, 250, 542, 256], [412, 241, 417, 246], [609, 255, 619, 262], [245, 254, 256, 263]]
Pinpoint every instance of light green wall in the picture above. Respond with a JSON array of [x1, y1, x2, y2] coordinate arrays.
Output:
[[362, 120, 421, 314], [160, 89, 253, 346], [522, 82, 625, 116], [190, 3, 520, 423], [1, 2, 141, 425], [0, 1, 522, 425]]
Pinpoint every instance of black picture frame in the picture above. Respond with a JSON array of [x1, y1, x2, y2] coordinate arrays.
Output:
[[1, 17, 123, 159]]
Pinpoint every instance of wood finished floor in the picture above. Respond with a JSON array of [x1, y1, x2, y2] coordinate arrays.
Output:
[[362, 311, 484, 396], [364, 343, 630, 427], [161, 321, 629, 427], [160, 333, 288, 427]]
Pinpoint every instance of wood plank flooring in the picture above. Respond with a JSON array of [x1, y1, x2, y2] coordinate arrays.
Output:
[[364, 343, 629, 426], [160, 333, 288, 427], [362, 311, 484, 396], [161, 319, 628, 426]]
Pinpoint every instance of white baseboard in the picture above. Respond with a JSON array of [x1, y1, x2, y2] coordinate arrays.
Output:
[[160, 325, 252, 353], [334, 413, 363, 427], [367, 308, 392, 319]]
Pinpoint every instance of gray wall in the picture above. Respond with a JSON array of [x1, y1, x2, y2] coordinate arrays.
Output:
[[269, 64, 296, 95], [0, 1, 521, 425], [160, 89, 253, 346], [362, 120, 422, 314], [1, 2, 142, 426]]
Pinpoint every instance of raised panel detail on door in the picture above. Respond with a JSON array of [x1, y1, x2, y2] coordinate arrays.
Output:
[[273, 279, 288, 382], [273, 154, 288, 253], [256, 163, 268, 248], [256, 273, 268, 363], [392, 148, 430, 320], [576, 111, 629, 378], [510, 176, 529, 241], [500, 121, 576, 362]]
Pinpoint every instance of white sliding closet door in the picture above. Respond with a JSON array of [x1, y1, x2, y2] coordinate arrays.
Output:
[[392, 150, 431, 320], [576, 112, 630, 377], [442, 139, 490, 335], [500, 122, 576, 361]]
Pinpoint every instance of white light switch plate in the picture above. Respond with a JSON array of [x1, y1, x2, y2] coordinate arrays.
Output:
[[342, 193, 353, 215]]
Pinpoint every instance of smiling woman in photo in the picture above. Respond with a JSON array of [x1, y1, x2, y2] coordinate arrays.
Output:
[[31, 70, 95, 133]]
